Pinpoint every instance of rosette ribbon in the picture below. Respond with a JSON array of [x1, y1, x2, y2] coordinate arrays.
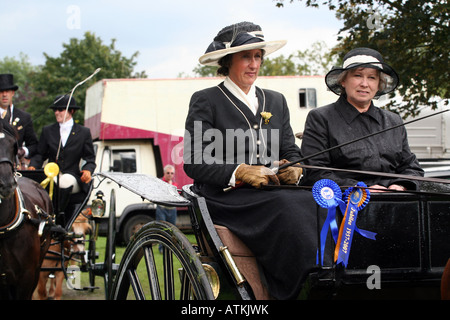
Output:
[[312, 179, 344, 266], [334, 182, 376, 267], [40, 162, 60, 200]]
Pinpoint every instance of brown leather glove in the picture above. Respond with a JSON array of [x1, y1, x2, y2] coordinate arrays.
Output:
[[235, 164, 280, 189], [276, 159, 303, 185], [80, 170, 92, 183]]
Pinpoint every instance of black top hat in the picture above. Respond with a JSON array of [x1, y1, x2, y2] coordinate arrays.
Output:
[[0, 74, 19, 91], [325, 47, 399, 98], [49, 95, 81, 110]]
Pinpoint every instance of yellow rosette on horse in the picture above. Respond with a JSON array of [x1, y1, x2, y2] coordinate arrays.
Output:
[[40, 162, 60, 199]]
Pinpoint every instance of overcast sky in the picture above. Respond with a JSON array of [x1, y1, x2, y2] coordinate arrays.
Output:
[[1, 0, 343, 78]]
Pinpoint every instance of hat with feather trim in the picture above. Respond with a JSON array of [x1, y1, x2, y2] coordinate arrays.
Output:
[[325, 47, 399, 98], [199, 21, 287, 66]]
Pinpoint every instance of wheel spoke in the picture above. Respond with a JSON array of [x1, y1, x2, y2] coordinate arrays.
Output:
[[163, 246, 175, 299], [178, 268, 193, 299], [144, 246, 161, 299], [127, 269, 145, 300]]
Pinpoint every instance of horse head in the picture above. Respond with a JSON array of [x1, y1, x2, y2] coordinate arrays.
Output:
[[0, 119, 18, 199]]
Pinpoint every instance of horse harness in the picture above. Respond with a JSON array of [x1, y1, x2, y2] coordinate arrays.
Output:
[[0, 142, 60, 240], [0, 172, 60, 241]]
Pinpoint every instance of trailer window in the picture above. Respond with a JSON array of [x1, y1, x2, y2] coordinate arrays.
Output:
[[111, 149, 136, 173], [299, 88, 317, 108]]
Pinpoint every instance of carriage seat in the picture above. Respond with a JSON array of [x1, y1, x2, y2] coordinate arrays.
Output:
[[213, 224, 270, 300], [181, 184, 270, 300]]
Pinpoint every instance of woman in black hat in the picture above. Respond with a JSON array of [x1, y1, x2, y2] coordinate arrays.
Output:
[[184, 22, 323, 299], [301, 47, 423, 190]]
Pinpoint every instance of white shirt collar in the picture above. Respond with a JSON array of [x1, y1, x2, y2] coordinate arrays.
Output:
[[1, 105, 14, 124], [59, 117, 74, 129], [224, 77, 258, 115], [59, 118, 74, 147]]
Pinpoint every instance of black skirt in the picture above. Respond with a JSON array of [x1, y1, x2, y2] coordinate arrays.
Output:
[[193, 183, 324, 300]]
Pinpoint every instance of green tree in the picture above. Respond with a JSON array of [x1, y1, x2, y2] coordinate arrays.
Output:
[[30, 31, 147, 134], [275, 0, 449, 117]]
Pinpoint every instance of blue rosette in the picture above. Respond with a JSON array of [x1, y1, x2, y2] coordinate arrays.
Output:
[[335, 182, 376, 267], [342, 181, 370, 210], [312, 179, 344, 265]]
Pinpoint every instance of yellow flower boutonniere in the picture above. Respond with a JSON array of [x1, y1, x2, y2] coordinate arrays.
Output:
[[12, 117, 20, 127], [260, 112, 273, 124]]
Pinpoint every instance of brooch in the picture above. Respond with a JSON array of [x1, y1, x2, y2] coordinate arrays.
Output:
[[260, 111, 272, 124]]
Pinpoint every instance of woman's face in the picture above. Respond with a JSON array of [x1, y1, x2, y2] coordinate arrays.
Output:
[[228, 49, 262, 94], [54, 108, 74, 123], [341, 67, 380, 111]]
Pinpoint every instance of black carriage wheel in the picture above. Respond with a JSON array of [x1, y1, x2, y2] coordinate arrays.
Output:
[[110, 221, 214, 300], [104, 188, 117, 298]]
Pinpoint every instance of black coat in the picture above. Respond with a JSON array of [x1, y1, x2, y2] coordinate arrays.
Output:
[[184, 82, 321, 300], [30, 122, 96, 194], [301, 95, 424, 189], [10, 107, 38, 157], [184, 82, 301, 186]]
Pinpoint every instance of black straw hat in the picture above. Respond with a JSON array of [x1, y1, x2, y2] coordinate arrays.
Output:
[[325, 47, 399, 98], [199, 21, 286, 66], [0, 74, 19, 91], [49, 95, 81, 110]]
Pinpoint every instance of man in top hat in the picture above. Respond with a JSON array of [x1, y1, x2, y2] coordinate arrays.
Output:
[[0, 73, 38, 162], [29, 94, 96, 224]]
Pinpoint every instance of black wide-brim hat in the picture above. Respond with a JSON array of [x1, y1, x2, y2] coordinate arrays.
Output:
[[199, 21, 287, 66], [49, 95, 81, 110], [325, 47, 399, 98], [0, 74, 19, 91]]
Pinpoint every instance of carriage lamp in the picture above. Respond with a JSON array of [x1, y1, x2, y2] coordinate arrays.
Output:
[[91, 191, 105, 218]]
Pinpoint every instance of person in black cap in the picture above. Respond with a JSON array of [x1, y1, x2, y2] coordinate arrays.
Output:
[[29, 94, 96, 223], [184, 22, 322, 299], [0, 73, 38, 164], [301, 47, 423, 190]]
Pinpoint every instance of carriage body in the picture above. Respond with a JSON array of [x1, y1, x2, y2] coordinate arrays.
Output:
[[308, 191, 449, 299], [97, 172, 449, 300], [183, 187, 449, 300]]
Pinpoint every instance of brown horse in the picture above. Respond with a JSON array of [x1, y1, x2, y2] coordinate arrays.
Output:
[[35, 209, 92, 300], [0, 119, 52, 299]]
